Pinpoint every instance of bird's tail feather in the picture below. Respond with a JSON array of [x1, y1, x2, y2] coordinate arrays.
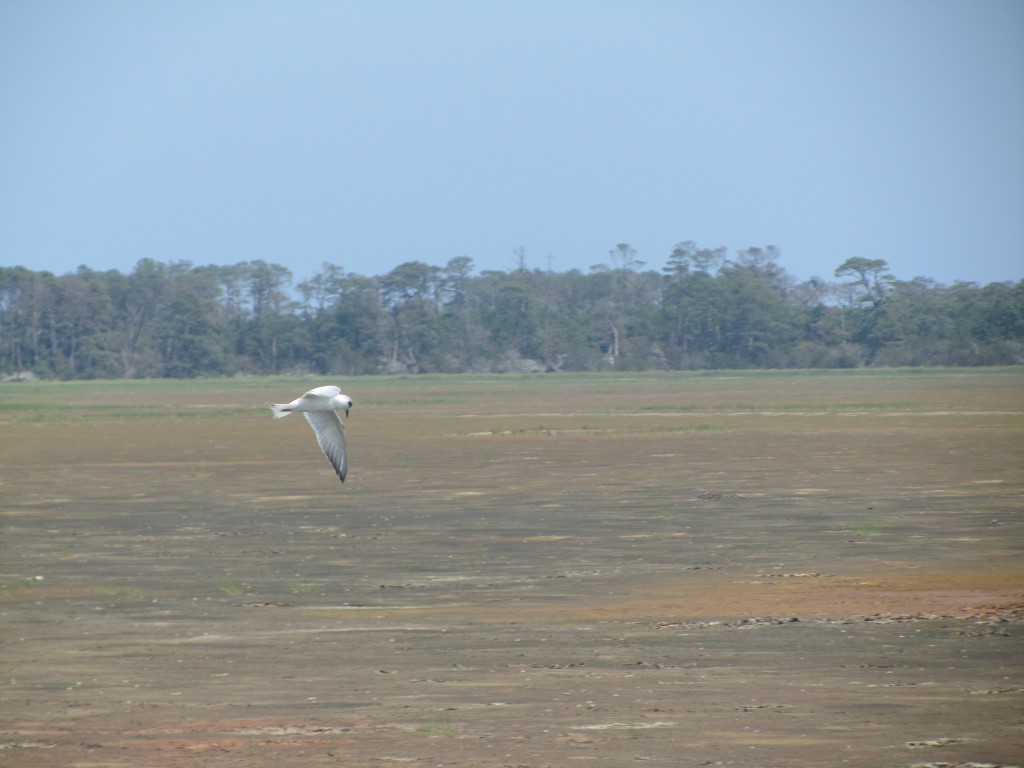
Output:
[[269, 403, 293, 419]]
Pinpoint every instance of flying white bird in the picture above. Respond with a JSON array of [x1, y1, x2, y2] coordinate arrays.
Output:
[[269, 385, 353, 483]]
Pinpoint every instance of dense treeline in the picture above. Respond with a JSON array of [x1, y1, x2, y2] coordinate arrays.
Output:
[[1, 244, 1022, 379]]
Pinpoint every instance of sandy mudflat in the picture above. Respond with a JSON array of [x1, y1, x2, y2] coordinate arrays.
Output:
[[1, 370, 1022, 767]]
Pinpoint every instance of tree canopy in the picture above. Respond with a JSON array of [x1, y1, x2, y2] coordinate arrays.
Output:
[[1, 247, 1021, 379]]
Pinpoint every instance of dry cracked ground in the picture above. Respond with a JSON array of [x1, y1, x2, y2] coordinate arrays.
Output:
[[1, 369, 1022, 767]]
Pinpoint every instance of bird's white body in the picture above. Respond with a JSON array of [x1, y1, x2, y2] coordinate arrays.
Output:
[[269, 385, 353, 483]]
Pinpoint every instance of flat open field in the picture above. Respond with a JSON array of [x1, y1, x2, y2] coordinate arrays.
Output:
[[1, 369, 1022, 767]]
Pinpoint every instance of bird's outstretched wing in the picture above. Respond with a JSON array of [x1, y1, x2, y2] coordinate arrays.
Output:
[[303, 410, 348, 483], [303, 385, 341, 400]]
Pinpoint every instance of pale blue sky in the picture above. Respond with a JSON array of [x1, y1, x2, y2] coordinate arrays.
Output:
[[2, 0, 1022, 286]]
